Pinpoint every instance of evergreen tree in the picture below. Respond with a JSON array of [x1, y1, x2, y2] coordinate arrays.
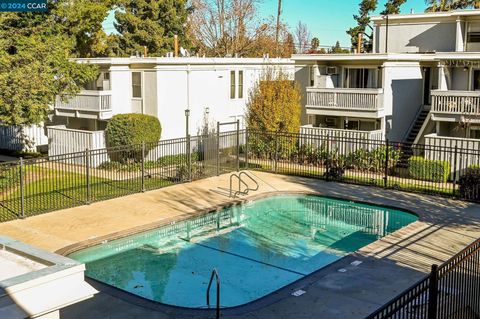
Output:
[[381, 0, 407, 14], [331, 41, 350, 53], [347, 0, 377, 52], [114, 0, 191, 56], [0, 1, 98, 126], [425, 0, 480, 11]]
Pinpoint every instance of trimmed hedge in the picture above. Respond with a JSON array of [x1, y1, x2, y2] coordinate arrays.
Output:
[[408, 156, 450, 183], [106, 114, 161, 162], [459, 166, 480, 200]]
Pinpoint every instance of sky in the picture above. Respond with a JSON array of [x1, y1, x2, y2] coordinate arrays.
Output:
[[103, 0, 428, 48]]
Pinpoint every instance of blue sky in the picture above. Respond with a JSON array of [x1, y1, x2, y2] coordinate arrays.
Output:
[[103, 0, 428, 48]]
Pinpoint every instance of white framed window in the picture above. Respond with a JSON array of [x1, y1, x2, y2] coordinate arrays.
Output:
[[309, 66, 315, 86], [238, 71, 244, 99], [132, 72, 142, 98], [230, 71, 236, 99]]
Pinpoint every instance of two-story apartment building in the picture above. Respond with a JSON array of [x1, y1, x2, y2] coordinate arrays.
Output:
[[293, 10, 480, 151], [0, 57, 293, 155]]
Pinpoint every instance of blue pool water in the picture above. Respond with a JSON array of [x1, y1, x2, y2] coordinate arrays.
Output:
[[69, 195, 417, 308]]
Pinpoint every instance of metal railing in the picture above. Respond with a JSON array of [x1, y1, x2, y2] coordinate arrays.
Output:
[[229, 171, 259, 198], [206, 268, 221, 319], [366, 237, 480, 319], [1, 128, 480, 223], [306, 87, 384, 111]]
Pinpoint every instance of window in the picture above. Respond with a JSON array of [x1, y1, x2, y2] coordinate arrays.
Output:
[[238, 71, 244, 99], [132, 72, 142, 98], [345, 68, 377, 89], [104, 72, 110, 80], [474, 70, 480, 91], [230, 71, 236, 99], [471, 127, 480, 139]]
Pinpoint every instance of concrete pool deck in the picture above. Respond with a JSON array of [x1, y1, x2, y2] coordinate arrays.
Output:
[[0, 171, 479, 318]]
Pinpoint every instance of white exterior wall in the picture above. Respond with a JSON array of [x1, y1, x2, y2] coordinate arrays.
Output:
[[374, 21, 457, 53], [381, 62, 424, 141], [109, 65, 132, 116], [154, 62, 293, 140]]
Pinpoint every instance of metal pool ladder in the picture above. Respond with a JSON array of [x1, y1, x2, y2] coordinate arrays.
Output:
[[206, 268, 221, 319], [229, 171, 259, 198]]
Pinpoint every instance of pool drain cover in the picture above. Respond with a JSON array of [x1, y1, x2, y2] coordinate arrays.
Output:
[[292, 290, 306, 297]]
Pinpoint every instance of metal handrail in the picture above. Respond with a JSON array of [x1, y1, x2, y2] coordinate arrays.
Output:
[[206, 268, 220, 319], [229, 173, 248, 198], [239, 171, 259, 192]]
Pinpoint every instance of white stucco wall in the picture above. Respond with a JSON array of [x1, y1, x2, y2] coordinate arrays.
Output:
[[109, 65, 132, 116], [374, 21, 457, 53], [381, 62, 424, 141], [155, 63, 293, 140]]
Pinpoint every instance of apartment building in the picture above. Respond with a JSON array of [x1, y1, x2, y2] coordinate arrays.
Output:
[[293, 9, 480, 150], [0, 57, 294, 154]]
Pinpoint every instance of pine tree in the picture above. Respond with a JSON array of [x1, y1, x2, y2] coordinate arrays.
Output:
[[114, 0, 191, 56], [0, 1, 99, 126], [381, 0, 407, 14], [347, 0, 378, 52]]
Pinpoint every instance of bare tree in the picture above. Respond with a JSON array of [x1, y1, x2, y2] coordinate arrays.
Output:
[[294, 21, 311, 54], [189, 0, 275, 57]]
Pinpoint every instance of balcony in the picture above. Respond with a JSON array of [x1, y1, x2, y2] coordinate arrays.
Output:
[[431, 90, 480, 119], [55, 90, 113, 120], [306, 87, 383, 118]]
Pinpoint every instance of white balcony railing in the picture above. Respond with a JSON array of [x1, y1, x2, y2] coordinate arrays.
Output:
[[431, 90, 480, 116], [306, 87, 383, 111], [55, 90, 112, 112], [300, 125, 384, 153]]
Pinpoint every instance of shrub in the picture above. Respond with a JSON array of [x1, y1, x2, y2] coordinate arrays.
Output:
[[459, 167, 480, 200], [106, 114, 161, 162], [408, 156, 451, 183]]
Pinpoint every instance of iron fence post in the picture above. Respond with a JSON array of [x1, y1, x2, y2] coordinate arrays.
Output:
[[326, 134, 330, 181], [85, 148, 91, 204], [236, 120, 240, 172], [428, 264, 439, 319], [19, 157, 25, 219], [187, 135, 192, 182], [141, 141, 146, 192], [452, 145, 458, 197], [384, 139, 389, 188], [274, 131, 279, 174], [216, 122, 220, 176], [245, 129, 249, 170]]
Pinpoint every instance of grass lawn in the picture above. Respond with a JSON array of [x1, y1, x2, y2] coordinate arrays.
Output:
[[0, 165, 173, 222]]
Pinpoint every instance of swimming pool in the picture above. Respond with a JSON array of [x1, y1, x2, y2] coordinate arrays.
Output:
[[69, 194, 417, 308]]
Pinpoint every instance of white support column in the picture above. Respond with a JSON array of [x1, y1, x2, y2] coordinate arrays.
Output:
[[456, 18, 464, 52], [437, 64, 448, 91], [312, 64, 320, 87]]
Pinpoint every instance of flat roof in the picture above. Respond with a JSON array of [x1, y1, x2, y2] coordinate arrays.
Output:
[[292, 52, 480, 62], [73, 57, 294, 66], [371, 9, 480, 22]]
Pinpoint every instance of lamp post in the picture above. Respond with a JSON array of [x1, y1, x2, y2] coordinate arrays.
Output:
[[185, 109, 190, 138]]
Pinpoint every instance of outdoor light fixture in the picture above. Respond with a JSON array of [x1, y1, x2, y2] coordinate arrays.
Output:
[[463, 66, 469, 72]]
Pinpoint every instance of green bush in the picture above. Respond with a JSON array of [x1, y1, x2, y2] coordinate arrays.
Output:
[[408, 156, 451, 183], [106, 114, 161, 162], [459, 167, 480, 200]]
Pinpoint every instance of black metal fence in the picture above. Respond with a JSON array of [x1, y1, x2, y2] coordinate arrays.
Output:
[[1, 128, 479, 222], [245, 130, 480, 201], [366, 238, 480, 319], [0, 130, 246, 222]]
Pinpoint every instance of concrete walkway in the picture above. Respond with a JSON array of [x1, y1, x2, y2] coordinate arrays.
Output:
[[0, 171, 479, 318]]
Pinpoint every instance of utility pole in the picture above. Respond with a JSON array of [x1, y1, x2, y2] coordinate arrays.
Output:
[[275, 0, 282, 56]]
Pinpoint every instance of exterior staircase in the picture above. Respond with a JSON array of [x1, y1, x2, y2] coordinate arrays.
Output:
[[405, 109, 430, 145], [400, 109, 430, 162]]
